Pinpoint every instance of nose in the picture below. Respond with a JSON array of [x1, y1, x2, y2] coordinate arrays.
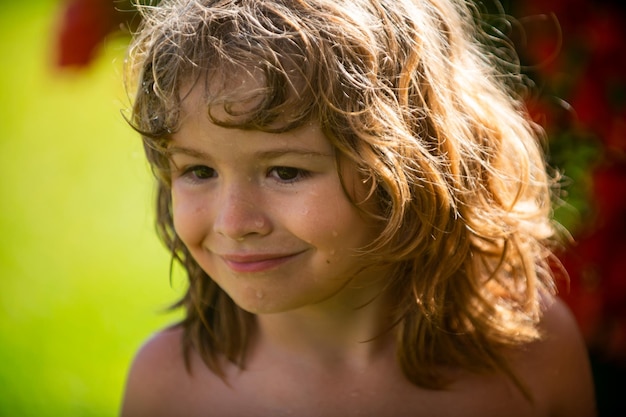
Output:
[[212, 181, 272, 240]]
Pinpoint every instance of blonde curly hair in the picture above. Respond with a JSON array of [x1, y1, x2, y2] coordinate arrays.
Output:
[[126, 0, 562, 397]]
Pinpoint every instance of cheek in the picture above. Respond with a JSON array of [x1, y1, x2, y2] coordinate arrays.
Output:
[[284, 187, 347, 235], [297, 193, 374, 251], [171, 191, 208, 248]]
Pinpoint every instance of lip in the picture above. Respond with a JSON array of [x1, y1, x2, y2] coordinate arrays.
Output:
[[220, 251, 305, 273]]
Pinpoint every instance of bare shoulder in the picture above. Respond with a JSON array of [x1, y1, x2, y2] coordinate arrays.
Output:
[[514, 297, 597, 417], [120, 326, 200, 417]]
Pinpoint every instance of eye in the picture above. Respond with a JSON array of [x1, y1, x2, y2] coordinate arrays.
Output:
[[183, 165, 216, 180], [269, 166, 310, 183]]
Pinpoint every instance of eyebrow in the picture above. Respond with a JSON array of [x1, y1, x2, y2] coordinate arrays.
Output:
[[167, 146, 333, 160], [167, 146, 209, 159]]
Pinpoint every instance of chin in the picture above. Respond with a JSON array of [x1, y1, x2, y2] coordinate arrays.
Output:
[[229, 289, 321, 315]]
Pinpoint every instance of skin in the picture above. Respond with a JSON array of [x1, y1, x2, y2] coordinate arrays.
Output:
[[120, 79, 597, 417], [121, 299, 595, 417]]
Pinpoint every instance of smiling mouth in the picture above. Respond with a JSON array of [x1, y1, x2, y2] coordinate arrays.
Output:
[[220, 252, 304, 273]]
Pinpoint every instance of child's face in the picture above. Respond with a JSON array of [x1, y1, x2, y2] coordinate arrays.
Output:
[[167, 80, 385, 314]]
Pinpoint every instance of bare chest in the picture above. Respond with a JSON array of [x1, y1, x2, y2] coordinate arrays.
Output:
[[173, 364, 548, 417]]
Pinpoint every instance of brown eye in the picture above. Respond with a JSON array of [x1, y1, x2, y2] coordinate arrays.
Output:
[[187, 165, 215, 180], [268, 166, 312, 183], [273, 166, 300, 181]]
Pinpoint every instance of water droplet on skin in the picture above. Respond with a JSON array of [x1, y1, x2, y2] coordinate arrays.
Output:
[[256, 290, 264, 299], [255, 220, 265, 228]]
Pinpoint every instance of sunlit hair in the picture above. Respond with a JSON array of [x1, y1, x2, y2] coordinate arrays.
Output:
[[126, 0, 563, 397]]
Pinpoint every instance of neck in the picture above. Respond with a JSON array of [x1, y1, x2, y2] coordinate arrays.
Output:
[[253, 276, 397, 370]]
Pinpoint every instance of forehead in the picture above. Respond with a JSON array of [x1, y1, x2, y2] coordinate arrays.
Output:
[[173, 68, 334, 153], [178, 67, 266, 118], [176, 62, 309, 133]]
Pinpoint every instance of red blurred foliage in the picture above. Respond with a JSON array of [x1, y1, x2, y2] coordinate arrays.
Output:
[[56, 0, 134, 67], [516, 0, 626, 148], [514, 0, 626, 363], [558, 160, 626, 361]]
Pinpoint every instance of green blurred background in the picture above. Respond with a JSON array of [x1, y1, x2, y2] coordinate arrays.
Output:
[[0, 1, 183, 415]]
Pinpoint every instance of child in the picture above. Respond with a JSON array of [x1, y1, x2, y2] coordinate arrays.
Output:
[[121, 0, 596, 415]]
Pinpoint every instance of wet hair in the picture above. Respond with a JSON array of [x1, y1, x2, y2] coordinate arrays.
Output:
[[126, 0, 562, 397]]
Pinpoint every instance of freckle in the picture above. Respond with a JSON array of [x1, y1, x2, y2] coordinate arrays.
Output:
[[326, 259, 331, 264]]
